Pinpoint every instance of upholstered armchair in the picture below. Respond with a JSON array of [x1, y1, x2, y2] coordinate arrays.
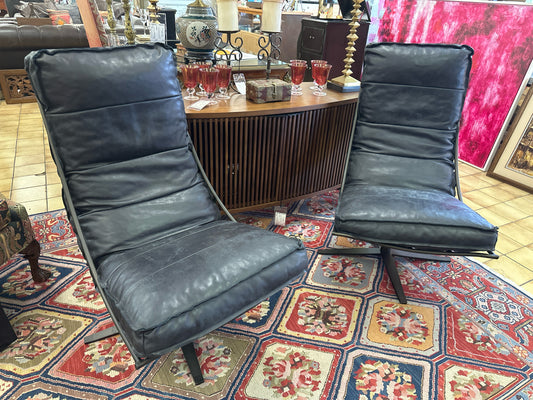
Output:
[[25, 44, 308, 384], [321, 43, 498, 304], [0, 193, 49, 282]]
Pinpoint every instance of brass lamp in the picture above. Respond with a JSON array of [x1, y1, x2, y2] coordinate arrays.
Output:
[[328, 0, 364, 92]]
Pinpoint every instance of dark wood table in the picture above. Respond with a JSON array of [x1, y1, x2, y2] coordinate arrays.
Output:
[[185, 82, 358, 212]]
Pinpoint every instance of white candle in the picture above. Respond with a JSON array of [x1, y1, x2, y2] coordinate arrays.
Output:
[[217, 0, 239, 32], [261, 0, 283, 33]]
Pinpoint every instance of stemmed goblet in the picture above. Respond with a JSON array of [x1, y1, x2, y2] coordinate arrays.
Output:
[[194, 61, 212, 97], [310, 59, 327, 90], [199, 67, 219, 105], [139, 8, 149, 35], [290, 60, 307, 96], [215, 64, 232, 99], [181, 64, 200, 100], [312, 63, 332, 97]]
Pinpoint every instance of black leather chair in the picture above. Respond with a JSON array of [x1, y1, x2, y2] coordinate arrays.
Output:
[[321, 43, 498, 304], [25, 44, 308, 384]]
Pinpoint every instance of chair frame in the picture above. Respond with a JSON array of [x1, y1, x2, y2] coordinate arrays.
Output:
[[43, 114, 236, 382], [321, 100, 498, 304]]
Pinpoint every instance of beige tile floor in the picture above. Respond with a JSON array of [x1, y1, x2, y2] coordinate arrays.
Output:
[[1, 100, 533, 293]]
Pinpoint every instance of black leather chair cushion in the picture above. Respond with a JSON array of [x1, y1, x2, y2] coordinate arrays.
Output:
[[25, 44, 308, 362], [337, 43, 498, 252], [99, 220, 305, 357], [336, 185, 497, 251]]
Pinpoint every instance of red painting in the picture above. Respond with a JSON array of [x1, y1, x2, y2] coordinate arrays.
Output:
[[377, 0, 533, 169]]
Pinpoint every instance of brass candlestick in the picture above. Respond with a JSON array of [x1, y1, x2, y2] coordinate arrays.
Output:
[[328, 0, 363, 92], [148, 0, 159, 23], [106, 0, 120, 46], [122, 0, 136, 44]]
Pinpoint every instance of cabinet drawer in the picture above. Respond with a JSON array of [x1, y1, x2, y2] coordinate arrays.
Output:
[[299, 25, 324, 53]]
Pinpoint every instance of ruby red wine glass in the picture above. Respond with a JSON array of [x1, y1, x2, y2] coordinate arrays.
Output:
[[199, 67, 219, 105], [312, 63, 332, 97], [215, 64, 232, 99], [310, 59, 327, 90], [194, 61, 211, 97], [290, 61, 307, 96], [181, 64, 199, 100]]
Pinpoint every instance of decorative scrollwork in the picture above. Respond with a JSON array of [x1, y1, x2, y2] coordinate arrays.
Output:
[[257, 33, 281, 79], [214, 32, 243, 65]]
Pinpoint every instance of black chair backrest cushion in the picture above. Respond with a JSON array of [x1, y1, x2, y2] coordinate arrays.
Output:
[[346, 43, 474, 195], [25, 44, 221, 265]]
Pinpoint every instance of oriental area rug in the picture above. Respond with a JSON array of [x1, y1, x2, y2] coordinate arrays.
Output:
[[1, 191, 532, 399]]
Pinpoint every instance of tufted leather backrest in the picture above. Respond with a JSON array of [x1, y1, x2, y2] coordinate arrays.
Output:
[[0, 24, 89, 69], [345, 43, 473, 195], [25, 44, 221, 265]]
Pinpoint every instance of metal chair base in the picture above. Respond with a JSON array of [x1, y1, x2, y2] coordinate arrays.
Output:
[[318, 242, 497, 304], [84, 326, 205, 384]]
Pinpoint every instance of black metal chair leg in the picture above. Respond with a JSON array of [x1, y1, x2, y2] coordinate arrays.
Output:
[[84, 326, 119, 344], [182, 342, 204, 385], [381, 247, 407, 304], [0, 306, 17, 351], [318, 247, 381, 255], [391, 249, 451, 263]]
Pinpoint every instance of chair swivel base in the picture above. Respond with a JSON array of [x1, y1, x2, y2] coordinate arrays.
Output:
[[319, 244, 497, 304], [318, 246, 416, 303]]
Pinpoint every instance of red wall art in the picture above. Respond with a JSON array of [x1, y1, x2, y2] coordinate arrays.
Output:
[[377, 0, 533, 169]]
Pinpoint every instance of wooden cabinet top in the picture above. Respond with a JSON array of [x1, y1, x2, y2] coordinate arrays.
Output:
[[185, 82, 358, 119]]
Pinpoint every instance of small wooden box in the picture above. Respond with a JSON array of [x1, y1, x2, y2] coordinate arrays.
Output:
[[246, 79, 291, 103]]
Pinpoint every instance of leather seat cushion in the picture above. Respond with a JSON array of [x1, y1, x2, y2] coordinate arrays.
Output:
[[335, 184, 498, 252], [97, 219, 307, 358]]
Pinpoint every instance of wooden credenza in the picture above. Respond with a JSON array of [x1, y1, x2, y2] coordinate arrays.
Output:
[[185, 83, 358, 212]]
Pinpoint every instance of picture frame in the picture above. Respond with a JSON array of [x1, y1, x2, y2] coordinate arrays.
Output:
[[488, 84, 533, 192]]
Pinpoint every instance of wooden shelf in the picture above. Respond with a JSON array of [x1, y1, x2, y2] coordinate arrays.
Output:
[[238, 5, 263, 16]]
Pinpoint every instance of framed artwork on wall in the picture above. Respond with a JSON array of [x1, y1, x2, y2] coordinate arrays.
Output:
[[488, 85, 533, 192]]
